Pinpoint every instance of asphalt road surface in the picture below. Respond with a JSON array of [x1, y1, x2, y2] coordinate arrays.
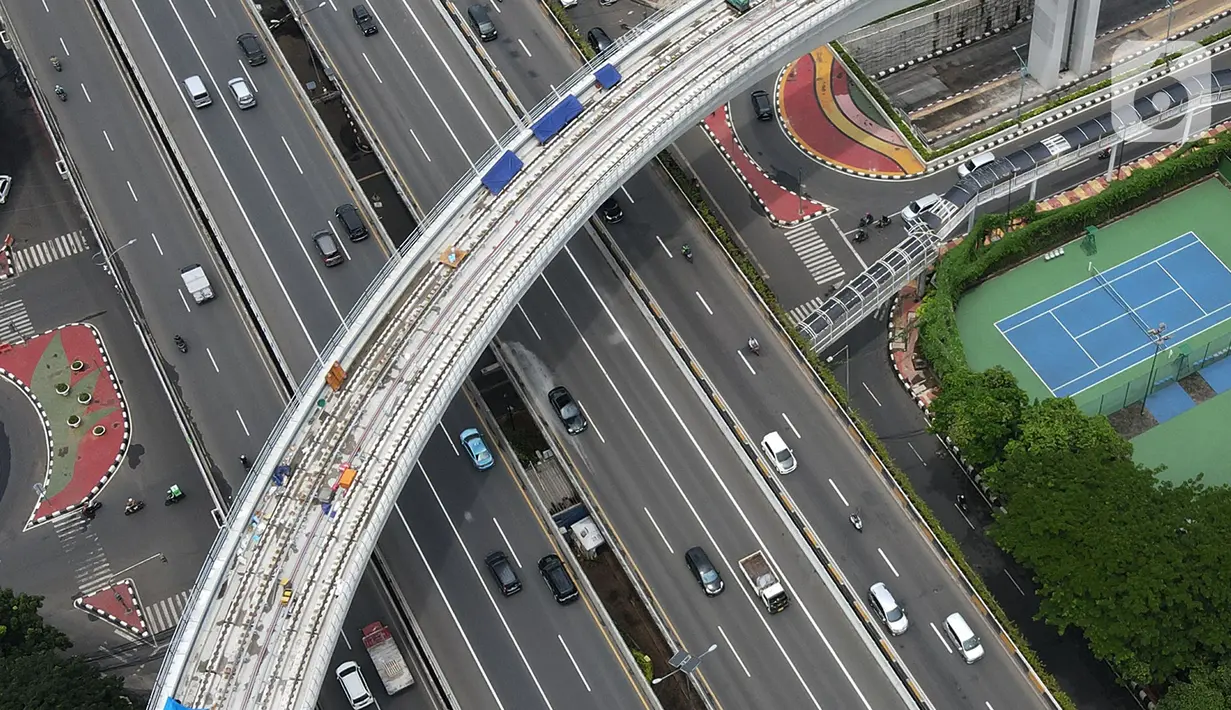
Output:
[[3, 0, 287, 492], [499, 231, 917, 710], [100, 0, 393, 371], [370, 395, 652, 710], [301, 0, 514, 206]]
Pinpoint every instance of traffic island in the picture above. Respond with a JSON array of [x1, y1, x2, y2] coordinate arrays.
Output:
[[74, 578, 149, 641], [0, 323, 130, 529]]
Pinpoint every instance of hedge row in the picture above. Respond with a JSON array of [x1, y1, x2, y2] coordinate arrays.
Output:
[[918, 128, 1231, 381]]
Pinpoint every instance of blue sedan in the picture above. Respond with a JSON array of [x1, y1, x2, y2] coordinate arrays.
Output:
[[460, 428, 494, 470]]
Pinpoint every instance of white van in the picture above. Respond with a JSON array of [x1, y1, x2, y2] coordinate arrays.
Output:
[[957, 151, 996, 178], [183, 75, 211, 108], [760, 431, 796, 475], [944, 612, 984, 664]]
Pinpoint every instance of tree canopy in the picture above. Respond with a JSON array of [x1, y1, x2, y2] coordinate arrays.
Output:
[[927, 365, 1027, 469], [0, 589, 132, 709], [1159, 665, 1231, 710]]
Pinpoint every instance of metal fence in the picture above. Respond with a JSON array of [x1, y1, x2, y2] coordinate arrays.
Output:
[[1075, 331, 1231, 416]]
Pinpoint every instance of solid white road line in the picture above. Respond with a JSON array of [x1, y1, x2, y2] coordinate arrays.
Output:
[[828, 478, 849, 507], [558, 636, 591, 692], [877, 549, 899, 578], [644, 507, 674, 554], [717, 625, 751, 677], [493, 517, 522, 567]]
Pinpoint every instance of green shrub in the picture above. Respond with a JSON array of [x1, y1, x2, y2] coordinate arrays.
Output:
[[632, 648, 653, 681]]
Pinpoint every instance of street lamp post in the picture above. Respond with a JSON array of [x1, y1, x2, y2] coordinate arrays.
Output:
[[93, 237, 137, 267], [651, 643, 719, 686], [270, 1, 327, 29], [1139, 323, 1172, 415], [1005, 44, 1028, 217], [826, 344, 851, 392]]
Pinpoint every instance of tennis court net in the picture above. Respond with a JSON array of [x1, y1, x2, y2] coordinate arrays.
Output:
[[1090, 264, 1152, 335]]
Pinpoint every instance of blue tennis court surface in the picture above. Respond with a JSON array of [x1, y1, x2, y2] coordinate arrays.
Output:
[[996, 232, 1231, 397]]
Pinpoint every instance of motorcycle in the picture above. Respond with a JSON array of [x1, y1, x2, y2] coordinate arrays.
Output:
[[165, 485, 185, 506], [849, 512, 863, 532], [748, 337, 760, 356], [124, 500, 145, 516], [50, 56, 62, 72], [851, 229, 868, 243], [681, 244, 693, 263], [82, 501, 102, 518], [54, 85, 67, 102], [858, 213, 874, 228], [174, 335, 187, 353], [957, 494, 969, 513], [239, 455, 251, 470], [874, 215, 892, 228]]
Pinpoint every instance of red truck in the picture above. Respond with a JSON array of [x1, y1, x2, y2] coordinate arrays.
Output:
[[361, 622, 414, 695]]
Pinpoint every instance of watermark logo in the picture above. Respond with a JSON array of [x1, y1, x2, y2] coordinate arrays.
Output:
[[1109, 38, 1211, 146]]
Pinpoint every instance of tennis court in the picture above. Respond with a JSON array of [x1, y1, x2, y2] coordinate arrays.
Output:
[[995, 232, 1231, 398]]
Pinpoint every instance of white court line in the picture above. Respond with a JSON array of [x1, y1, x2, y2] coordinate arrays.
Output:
[[1051, 313, 1098, 367], [1158, 261, 1208, 315], [996, 232, 1203, 333], [1072, 286, 1180, 340], [997, 327, 1055, 396]]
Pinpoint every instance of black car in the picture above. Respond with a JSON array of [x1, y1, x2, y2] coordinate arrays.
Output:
[[467, 4, 497, 41], [353, 5, 379, 35], [485, 551, 522, 596], [313, 230, 345, 267], [751, 89, 773, 121], [548, 386, 587, 435], [335, 203, 369, 242], [236, 33, 267, 66], [538, 554, 579, 604], [587, 27, 613, 54], [599, 197, 623, 224], [685, 546, 724, 596]]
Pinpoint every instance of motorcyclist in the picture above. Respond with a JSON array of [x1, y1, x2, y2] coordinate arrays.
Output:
[[167, 484, 183, 501], [54, 84, 66, 97], [50, 55, 61, 71], [748, 336, 760, 355], [957, 493, 968, 511], [680, 243, 692, 259], [239, 455, 251, 469], [849, 511, 863, 530]]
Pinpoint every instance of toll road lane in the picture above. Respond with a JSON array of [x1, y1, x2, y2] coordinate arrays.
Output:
[[3, 1, 287, 487], [606, 171, 1054, 709], [104, 0, 388, 371], [304, 0, 514, 204], [470, 0, 579, 105], [323, 569, 443, 710], [378, 397, 650, 710], [499, 239, 912, 710]]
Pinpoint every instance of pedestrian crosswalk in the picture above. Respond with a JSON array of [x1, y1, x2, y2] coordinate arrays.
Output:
[[144, 591, 190, 634], [788, 295, 829, 325], [0, 298, 36, 341], [12, 231, 90, 273], [52, 514, 114, 595], [782, 221, 844, 287]]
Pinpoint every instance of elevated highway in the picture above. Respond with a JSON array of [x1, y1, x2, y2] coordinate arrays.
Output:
[[146, 0, 958, 706]]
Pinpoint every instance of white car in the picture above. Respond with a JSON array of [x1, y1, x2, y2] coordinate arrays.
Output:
[[901, 193, 940, 222], [336, 661, 375, 709], [0, 175, 11, 204], [560, 0, 578, 7], [760, 431, 796, 474]]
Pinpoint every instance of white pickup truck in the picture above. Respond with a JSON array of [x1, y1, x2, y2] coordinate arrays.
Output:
[[739, 551, 790, 614], [179, 264, 214, 304]]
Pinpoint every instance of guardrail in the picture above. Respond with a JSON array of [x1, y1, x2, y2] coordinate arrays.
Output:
[[149, 0, 919, 706]]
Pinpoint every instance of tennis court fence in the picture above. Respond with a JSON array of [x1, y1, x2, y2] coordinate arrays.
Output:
[[1075, 331, 1231, 416]]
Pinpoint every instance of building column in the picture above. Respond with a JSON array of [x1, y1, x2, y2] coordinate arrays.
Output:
[[1028, 0, 1102, 90]]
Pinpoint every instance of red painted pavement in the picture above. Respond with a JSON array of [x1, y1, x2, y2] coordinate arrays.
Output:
[[780, 53, 906, 175], [703, 106, 828, 224], [76, 580, 146, 635]]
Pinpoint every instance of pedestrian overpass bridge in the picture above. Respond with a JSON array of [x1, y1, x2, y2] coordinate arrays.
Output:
[[144, 0, 992, 706]]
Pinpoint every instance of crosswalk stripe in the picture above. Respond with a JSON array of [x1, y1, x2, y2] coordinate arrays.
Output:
[[52, 514, 113, 595], [0, 299, 36, 341], [782, 222, 844, 285], [12, 231, 90, 273], [788, 296, 828, 325], [144, 591, 190, 634]]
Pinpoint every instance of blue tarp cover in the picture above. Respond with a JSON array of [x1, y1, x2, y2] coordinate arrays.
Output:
[[481, 151, 524, 195], [594, 64, 621, 89], [532, 95, 584, 144], [163, 699, 205, 710]]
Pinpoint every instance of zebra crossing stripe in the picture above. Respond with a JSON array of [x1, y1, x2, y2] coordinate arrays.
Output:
[[788, 296, 827, 324], [783, 222, 844, 285], [144, 591, 190, 634], [52, 516, 114, 595], [0, 299, 36, 341], [12, 231, 90, 273]]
